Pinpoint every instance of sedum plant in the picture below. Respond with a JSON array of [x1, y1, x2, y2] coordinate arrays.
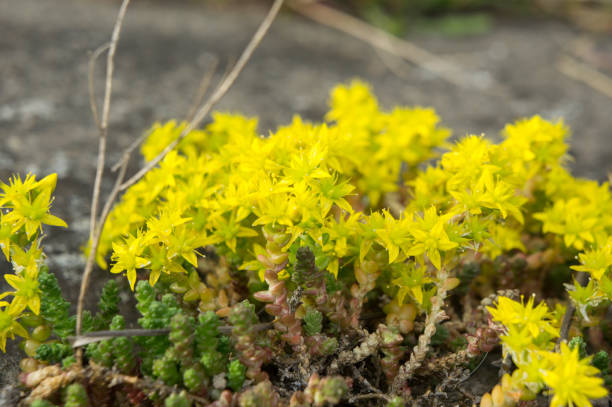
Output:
[[3, 80, 612, 406], [0, 173, 67, 355]]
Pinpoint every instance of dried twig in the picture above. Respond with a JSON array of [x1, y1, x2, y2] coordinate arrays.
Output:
[[110, 132, 148, 172], [77, 0, 131, 342], [77, 0, 284, 348], [69, 322, 273, 348], [558, 54, 612, 99], [119, 0, 285, 192], [287, 0, 465, 87], [372, 46, 413, 81], [109, 55, 219, 174], [186, 56, 219, 123], [87, 43, 110, 130], [88, 0, 130, 244]]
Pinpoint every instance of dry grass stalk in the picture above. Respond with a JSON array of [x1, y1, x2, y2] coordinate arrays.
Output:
[[77, 0, 131, 341], [76, 0, 285, 348], [558, 54, 612, 99], [119, 0, 285, 191], [287, 0, 466, 87]]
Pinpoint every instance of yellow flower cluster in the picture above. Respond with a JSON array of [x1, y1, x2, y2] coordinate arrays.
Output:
[[0, 173, 67, 351], [532, 153, 612, 318], [97, 80, 452, 293], [488, 297, 607, 407], [1, 80, 608, 406], [97, 81, 579, 320], [98, 84, 611, 407]]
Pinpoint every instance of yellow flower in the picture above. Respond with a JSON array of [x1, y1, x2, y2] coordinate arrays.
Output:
[[313, 176, 354, 215], [375, 210, 412, 264], [0, 303, 28, 352], [146, 207, 191, 246], [488, 296, 559, 339], [476, 172, 525, 223], [571, 241, 612, 281], [3, 187, 67, 239], [534, 198, 597, 251], [326, 80, 379, 128], [0, 221, 13, 261], [11, 245, 43, 276], [204, 211, 258, 253], [252, 191, 295, 228], [502, 116, 568, 166], [2, 272, 41, 315], [405, 207, 457, 270], [392, 264, 432, 306], [282, 141, 331, 187], [110, 232, 151, 291], [543, 343, 607, 407], [146, 244, 187, 286], [0, 173, 39, 207]]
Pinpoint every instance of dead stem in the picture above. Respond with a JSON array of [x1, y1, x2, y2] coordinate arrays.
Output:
[[119, 0, 285, 192], [69, 322, 273, 347], [87, 43, 110, 131], [558, 54, 612, 99], [186, 56, 219, 123], [78, 0, 131, 342], [287, 0, 464, 87], [76, 0, 284, 354]]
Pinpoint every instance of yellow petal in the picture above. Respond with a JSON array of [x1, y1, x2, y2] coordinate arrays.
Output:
[[25, 220, 38, 239], [149, 269, 161, 286], [127, 268, 137, 291], [4, 274, 21, 290], [42, 214, 68, 228], [28, 296, 40, 315]]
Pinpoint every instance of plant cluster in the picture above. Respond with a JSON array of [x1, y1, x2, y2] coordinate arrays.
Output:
[[0, 173, 68, 357], [4, 81, 612, 406]]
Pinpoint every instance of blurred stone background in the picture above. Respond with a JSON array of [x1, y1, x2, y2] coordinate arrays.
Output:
[[1, 0, 611, 403]]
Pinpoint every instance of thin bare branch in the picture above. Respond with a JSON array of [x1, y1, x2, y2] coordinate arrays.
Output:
[[88, 0, 130, 245], [372, 46, 413, 81], [110, 132, 148, 172], [119, 0, 285, 192], [558, 54, 612, 99], [186, 56, 219, 122], [109, 56, 219, 172], [69, 322, 273, 348], [77, 0, 282, 351], [77, 154, 128, 346], [78, 0, 131, 342], [287, 0, 465, 87], [88, 43, 110, 130]]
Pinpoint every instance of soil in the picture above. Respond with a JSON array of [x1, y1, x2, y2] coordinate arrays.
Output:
[[1, 0, 611, 405]]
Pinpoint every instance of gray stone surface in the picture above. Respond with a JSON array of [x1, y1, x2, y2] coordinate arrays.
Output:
[[1, 0, 611, 404]]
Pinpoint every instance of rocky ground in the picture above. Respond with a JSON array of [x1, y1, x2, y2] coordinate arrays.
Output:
[[1, 0, 611, 405]]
